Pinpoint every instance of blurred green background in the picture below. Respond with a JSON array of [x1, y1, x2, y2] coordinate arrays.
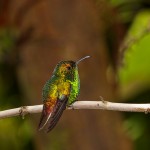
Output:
[[0, 0, 150, 150]]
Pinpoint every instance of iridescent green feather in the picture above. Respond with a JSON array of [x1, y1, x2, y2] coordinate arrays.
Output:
[[68, 68, 80, 104], [42, 75, 57, 101], [42, 64, 80, 104]]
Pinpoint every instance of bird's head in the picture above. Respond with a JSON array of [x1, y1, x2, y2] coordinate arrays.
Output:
[[53, 56, 90, 79]]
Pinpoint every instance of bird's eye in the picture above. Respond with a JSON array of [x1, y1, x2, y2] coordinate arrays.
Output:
[[67, 66, 71, 70]]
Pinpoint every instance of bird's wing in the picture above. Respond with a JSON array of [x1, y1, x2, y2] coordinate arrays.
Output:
[[38, 95, 68, 132], [46, 95, 68, 133], [38, 99, 57, 131]]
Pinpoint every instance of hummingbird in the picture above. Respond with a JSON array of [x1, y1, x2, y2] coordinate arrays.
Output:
[[38, 56, 90, 133]]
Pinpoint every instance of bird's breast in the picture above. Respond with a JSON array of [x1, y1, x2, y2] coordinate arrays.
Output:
[[57, 81, 70, 96]]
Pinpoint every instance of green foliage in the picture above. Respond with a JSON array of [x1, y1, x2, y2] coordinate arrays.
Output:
[[124, 114, 150, 150], [119, 11, 150, 96], [124, 115, 147, 140], [0, 28, 34, 150], [118, 10, 150, 150], [0, 118, 33, 150], [0, 28, 17, 60], [108, 0, 143, 23]]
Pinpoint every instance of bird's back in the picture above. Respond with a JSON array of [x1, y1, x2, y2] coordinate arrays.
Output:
[[42, 75, 58, 101]]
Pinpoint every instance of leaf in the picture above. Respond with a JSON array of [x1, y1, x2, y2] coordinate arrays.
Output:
[[119, 11, 150, 98]]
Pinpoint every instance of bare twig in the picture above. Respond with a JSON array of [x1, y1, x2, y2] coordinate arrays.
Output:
[[0, 101, 150, 119]]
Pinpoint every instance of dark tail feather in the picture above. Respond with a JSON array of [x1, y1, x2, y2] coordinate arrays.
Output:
[[38, 106, 51, 131], [46, 97, 68, 133]]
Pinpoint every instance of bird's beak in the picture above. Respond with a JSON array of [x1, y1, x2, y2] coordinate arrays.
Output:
[[76, 56, 90, 65]]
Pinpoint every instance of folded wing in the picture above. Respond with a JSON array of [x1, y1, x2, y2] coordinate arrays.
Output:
[[46, 96, 68, 132], [38, 95, 68, 132]]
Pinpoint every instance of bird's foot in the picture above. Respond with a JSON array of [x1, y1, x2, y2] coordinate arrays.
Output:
[[66, 99, 78, 109]]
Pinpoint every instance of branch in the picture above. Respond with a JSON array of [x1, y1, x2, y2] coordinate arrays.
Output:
[[0, 101, 150, 119]]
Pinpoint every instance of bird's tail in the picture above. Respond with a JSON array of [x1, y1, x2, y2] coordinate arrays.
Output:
[[46, 97, 68, 132], [38, 96, 68, 132], [38, 103, 52, 131]]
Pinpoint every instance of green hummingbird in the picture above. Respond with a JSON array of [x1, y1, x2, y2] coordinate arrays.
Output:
[[38, 56, 90, 132]]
